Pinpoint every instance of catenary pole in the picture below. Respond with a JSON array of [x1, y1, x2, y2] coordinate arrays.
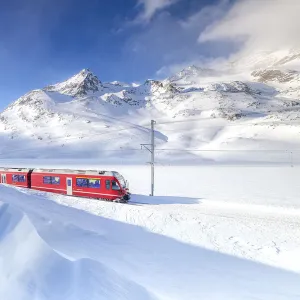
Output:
[[140, 119, 156, 196], [150, 119, 155, 196]]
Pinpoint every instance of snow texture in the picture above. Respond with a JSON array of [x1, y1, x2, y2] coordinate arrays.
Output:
[[0, 165, 300, 299]]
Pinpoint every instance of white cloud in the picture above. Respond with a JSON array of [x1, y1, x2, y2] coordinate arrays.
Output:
[[156, 61, 197, 78], [180, 0, 230, 29], [198, 0, 300, 53], [128, 0, 300, 79], [156, 55, 230, 78], [149, 0, 233, 78], [124, 0, 235, 79], [136, 0, 178, 22]]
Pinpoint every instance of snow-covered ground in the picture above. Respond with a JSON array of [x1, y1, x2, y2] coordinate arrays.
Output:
[[1, 165, 300, 299]]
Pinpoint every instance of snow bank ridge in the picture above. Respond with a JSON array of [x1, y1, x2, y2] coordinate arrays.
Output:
[[0, 202, 158, 300]]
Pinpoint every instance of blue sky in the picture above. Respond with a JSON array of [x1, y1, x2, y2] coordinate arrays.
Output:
[[0, 0, 237, 109]]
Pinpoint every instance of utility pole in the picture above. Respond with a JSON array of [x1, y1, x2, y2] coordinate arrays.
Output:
[[141, 119, 156, 196], [150, 120, 155, 196]]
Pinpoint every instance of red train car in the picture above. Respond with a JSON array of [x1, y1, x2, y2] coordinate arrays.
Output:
[[0, 167, 130, 203], [0, 168, 32, 188]]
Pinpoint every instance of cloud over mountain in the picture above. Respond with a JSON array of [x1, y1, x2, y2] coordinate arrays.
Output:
[[199, 0, 300, 54]]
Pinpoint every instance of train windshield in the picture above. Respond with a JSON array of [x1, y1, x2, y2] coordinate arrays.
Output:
[[112, 172, 126, 188]]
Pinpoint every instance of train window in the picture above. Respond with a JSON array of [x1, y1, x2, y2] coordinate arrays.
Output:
[[12, 175, 26, 182], [12, 175, 19, 182], [88, 179, 100, 188], [112, 181, 120, 190], [105, 180, 110, 190], [19, 175, 26, 182], [43, 176, 52, 184], [76, 178, 88, 187], [51, 176, 60, 185]]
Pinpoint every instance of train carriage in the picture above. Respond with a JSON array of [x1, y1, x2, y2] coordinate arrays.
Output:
[[31, 168, 130, 202], [0, 168, 32, 188], [0, 167, 130, 203]]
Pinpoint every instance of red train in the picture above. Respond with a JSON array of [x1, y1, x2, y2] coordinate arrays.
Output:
[[0, 167, 130, 203]]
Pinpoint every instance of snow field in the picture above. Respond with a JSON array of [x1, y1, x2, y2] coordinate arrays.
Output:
[[0, 165, 300, 299], [1, 185, 300, 300], [40, 165, 300, 273]]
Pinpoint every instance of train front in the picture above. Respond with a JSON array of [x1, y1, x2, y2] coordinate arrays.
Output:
[[112, 171, 131, 203]]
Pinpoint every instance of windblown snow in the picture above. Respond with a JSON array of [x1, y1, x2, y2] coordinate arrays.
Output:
[[0, 203, 156, 300]]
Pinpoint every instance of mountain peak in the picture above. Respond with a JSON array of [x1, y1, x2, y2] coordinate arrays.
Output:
[[167, 65, 215, 83], [44, 69, 102, 97], [79, 68, 90, 73], [77, 68, 94, 77]]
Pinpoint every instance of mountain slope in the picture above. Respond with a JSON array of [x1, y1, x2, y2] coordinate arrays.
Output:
[[0, 57, 300, 162]]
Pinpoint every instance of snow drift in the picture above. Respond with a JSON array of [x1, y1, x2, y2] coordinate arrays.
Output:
[[1, 184, 300, 299], [0, 202, 158, 300]]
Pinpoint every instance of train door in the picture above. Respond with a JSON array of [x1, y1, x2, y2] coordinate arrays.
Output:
[[1, 174, 7, 184], [66, 177, 73, 195]]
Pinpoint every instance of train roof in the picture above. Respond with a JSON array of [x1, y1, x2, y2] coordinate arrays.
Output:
[[31, 168, 119, 176], [0, 167, 32, 173]]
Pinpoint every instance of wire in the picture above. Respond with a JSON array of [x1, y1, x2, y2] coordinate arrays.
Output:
[[1, 117, 299, 157], [0, 134, 145, 154], [156, 118, 300, 126], [0, 147, 143, 157], [5, 122, 151, 146], [154, 148, 300, 152], [0, 126, 153, 156], [7, 116, 299, 145], [0, 146, 298, 157]]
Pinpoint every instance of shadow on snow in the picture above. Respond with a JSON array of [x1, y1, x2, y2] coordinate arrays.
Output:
[[129, 194, 200, 205]]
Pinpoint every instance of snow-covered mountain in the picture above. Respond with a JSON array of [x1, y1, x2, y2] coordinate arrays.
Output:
[[230, 49, 300, 72], [44, 68, 103, 97], [0, 53, 300, 163]]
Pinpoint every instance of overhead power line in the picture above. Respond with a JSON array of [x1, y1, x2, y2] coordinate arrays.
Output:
[[4, 122, 151, 146], [155, 118, 300, 126], [154, 148, 300, 152], [0, 147, 142, 157], [0, 147, 299, 156]]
